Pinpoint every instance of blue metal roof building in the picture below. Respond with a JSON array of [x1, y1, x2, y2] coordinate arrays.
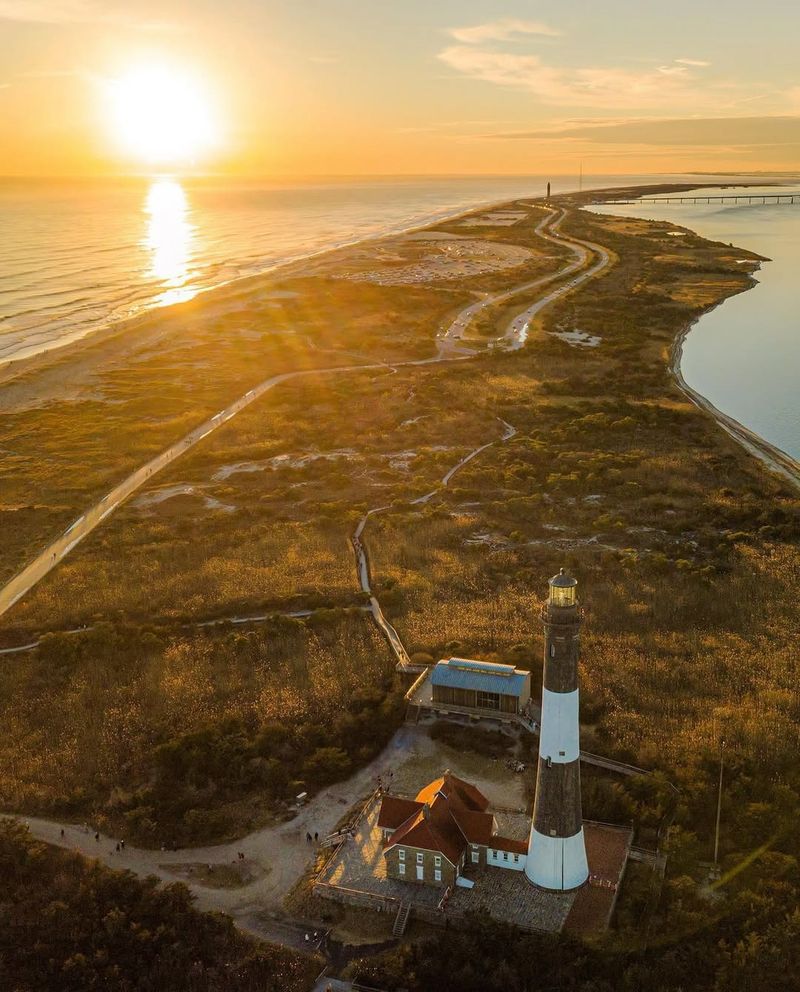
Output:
[[431, 657, 531, 716]]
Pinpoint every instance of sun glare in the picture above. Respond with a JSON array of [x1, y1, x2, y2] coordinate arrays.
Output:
[[108, 65, 218, 166]]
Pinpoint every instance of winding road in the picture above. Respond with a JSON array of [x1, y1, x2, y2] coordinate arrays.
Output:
[[0, 206, 609, 624], [3, 201, 615, 956]]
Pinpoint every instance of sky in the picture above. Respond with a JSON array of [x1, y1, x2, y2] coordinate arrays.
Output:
[[1, 0, 800, 177]]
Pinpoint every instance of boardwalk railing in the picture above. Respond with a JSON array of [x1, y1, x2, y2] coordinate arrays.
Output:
[[604, 192, 800, 205]]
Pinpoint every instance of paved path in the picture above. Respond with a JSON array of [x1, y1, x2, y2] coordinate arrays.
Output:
[[0, 204, 609, 624]]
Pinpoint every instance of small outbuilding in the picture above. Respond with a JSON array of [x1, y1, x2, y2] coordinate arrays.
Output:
[[430, 657, 531, 717]]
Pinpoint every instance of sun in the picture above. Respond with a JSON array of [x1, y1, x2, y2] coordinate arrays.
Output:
[[107, 64, 219, 166]]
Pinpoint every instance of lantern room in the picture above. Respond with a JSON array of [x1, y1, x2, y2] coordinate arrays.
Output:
[[548, 568, 578, 608]]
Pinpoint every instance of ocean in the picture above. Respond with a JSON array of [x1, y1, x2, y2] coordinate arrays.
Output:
[[0, 171, 738, 367], [2, 173, 796, 464]]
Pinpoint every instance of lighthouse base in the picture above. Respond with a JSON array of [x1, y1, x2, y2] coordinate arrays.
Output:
[[525, 827, 589, 891]]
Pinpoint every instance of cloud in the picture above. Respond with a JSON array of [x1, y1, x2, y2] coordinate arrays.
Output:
[[486, 116, 800, 148], [449, 18, 561, 44], [0, 0, 177, 28], [676, 58, 711, 67], [438, 45, 720, 110]]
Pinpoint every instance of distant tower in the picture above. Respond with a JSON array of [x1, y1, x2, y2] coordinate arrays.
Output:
[[525, 569, 589, 891], [546, 181, 551, 202]]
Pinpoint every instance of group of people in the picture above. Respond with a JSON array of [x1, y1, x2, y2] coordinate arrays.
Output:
[[376, 770, 394, 792], [60, 824, 127, 854], [305, 830, 319, 844]]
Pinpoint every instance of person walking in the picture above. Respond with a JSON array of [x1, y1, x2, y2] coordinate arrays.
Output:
[[94, 832, 100, 842], [314, 831, 319, 843]]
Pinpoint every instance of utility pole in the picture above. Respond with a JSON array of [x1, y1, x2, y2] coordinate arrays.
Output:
[[713, 738, 726, 868]]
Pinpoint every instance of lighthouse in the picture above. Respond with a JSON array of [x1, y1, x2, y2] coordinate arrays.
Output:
[[525, 569, 589, 891]]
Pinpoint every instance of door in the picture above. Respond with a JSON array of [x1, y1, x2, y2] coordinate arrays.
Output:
[[416, 864, 424, 881]]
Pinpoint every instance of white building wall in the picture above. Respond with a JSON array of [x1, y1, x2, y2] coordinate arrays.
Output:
[[537, 687, 580, 763], [487, 847, 527, 872], [525, 828, 589, 890]]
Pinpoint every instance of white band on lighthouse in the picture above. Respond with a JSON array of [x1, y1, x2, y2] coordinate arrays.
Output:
[[538, 687, 580, 764], [525, 827, 589, 891]]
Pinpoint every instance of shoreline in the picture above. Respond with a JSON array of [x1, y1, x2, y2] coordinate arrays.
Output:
[[582, 187, 800, 493], [0, 191, 544, 382], [669, 310, 800, 491]]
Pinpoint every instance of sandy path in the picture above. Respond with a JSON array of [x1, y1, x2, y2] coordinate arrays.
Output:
[[9, 721, 528, 943], [14, 725, 423, 929], [0, 205, 608, 623]]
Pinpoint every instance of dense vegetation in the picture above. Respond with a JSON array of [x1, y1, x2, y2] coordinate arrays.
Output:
[[0, 818, 316, 992], [0, 612, 405, 844], [1, 193, 799, 989], [350, 899, 800, 992]]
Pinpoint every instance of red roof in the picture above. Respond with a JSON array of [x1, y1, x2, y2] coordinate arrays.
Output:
[[452, 808, 495, 845], [489, 834, 528, 855], [381, 770, 521, 867], [388, 793, 466, 866], [416, 772, 489, 812], [377, 796, 423, 831]]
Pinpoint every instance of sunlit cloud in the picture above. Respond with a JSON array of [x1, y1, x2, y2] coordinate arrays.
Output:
[[676, 58, 711, 67], [485, 115, 800, 148], [438, 44, 721, 110], [448, 18, 561, 44], [0, 0, 177, 28]]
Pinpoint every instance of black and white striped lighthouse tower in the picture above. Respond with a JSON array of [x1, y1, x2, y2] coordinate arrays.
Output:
[[525, 568, 589, 891]]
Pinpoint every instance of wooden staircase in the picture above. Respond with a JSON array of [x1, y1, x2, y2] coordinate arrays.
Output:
[[392, 901, 411, 937]]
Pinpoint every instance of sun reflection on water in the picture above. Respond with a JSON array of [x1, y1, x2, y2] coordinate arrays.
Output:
[[143, 178, 197, 306]]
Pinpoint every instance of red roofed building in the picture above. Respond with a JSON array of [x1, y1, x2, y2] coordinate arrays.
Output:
[[379, 771, 528, 887]]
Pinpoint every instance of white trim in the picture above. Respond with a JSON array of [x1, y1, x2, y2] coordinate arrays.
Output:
[[538, 687, 580, 763], [525, 827, 588, 890]]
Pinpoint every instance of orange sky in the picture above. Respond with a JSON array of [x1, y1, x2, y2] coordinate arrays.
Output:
[[1, 0, 799, 176]]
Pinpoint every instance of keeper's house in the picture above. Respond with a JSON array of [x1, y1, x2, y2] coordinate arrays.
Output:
[[378, 772, 527, 887], [430, 657, 531, 717]]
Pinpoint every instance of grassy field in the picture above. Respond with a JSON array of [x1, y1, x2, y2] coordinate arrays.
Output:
[[1, 197, 798, 873]]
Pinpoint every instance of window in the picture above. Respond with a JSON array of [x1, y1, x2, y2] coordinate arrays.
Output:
[[476, 690, 501, 710], [513, 854, 520, 863], [398, 848, 405, 861], [434, 869, 442, 882], [434, 855, 442, 867], [399, 863, 406, 876], [416, 852, 423, 864], [503, 851, 509, 861], [471, 851, 479, 863]]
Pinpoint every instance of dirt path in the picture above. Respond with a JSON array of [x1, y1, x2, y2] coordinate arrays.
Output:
[[0, 205, 608, 623], [10, 721, 526, 939]]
